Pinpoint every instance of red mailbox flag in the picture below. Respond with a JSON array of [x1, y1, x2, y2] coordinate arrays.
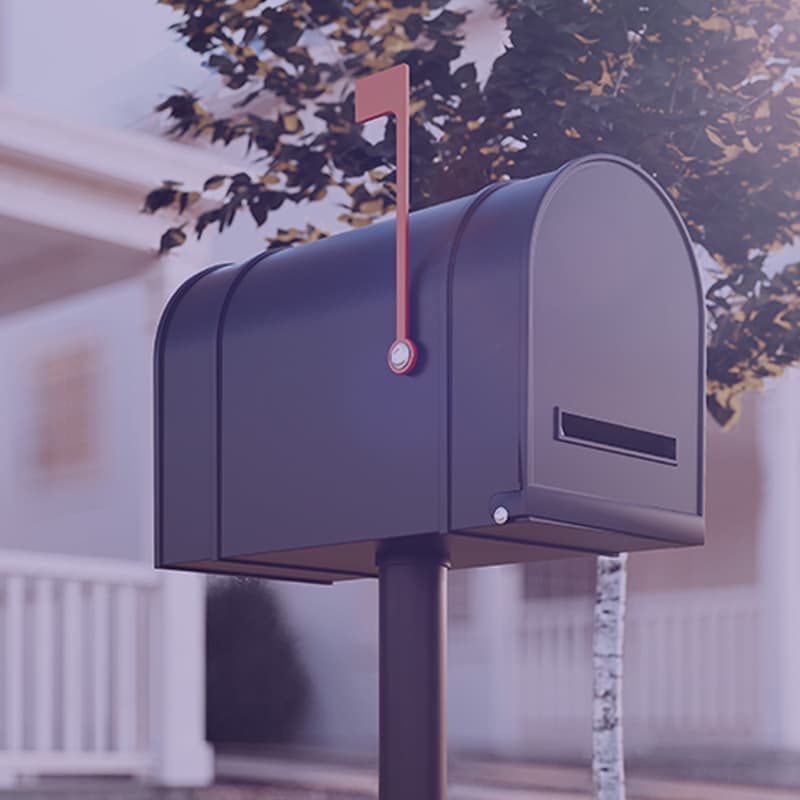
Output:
[[355, 64, 417, 376]]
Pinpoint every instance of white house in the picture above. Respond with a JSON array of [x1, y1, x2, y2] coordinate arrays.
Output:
[[0, 95, 228, 786], [0, 0, 254, 786]]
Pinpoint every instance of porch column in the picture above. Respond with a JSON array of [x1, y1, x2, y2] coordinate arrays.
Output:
[[475, 563, 525, 754], [153, 571, 214, 786], [757, 370, 800, 751], [146, 244, 214, 786]]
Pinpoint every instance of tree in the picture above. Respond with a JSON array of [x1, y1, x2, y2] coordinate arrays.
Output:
[[147, 1, 799, 797], [593, 554, 628, 800], [147, 0, 800, 429]]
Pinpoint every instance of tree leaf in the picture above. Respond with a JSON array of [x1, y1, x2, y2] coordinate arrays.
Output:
[[159, 226, 187, 254], [203, 175, 226, 191]]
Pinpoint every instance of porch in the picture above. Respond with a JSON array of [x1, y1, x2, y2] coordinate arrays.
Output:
[[0, 95, 228, 787]]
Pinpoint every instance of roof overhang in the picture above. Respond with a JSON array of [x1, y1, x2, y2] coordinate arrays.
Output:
[[0, 94, 233, 312]]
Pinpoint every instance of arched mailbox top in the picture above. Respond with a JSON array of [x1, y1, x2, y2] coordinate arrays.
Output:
[[155, 154, 705, 583], [156, 154, 703, 372]]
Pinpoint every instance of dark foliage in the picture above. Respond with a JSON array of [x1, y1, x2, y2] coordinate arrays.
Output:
[[147, 0, 800, 426], [206, 577, 311, 744]]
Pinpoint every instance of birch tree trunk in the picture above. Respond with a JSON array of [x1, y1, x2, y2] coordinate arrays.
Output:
[[592, 553, 629, 800]]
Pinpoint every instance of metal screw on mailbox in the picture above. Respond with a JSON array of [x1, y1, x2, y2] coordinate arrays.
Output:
[[390, 341, 411, 371], [388, 339, 417, 374], [493, 506, 510, 525]]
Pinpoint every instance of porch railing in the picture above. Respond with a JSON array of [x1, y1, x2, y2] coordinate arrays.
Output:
[[0, 549, 158, 782], [519, 585, 759, 753]]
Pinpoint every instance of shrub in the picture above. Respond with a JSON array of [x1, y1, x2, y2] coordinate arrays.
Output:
[[206, 577, 311, 744]]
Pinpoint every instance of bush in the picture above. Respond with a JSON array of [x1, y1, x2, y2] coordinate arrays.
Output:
[[206, 577, 311, 744]]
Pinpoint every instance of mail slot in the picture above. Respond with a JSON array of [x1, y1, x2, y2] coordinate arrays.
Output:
[[154, 153, 705, 583]]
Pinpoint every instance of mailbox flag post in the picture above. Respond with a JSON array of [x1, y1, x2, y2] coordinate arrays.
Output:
[[355, 64, 417, 375]]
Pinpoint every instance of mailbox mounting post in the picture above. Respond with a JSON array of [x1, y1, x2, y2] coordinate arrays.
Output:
[[355, 64, 418, 375], [377, 535, 448, 800]]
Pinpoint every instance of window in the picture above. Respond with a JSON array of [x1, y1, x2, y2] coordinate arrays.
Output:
[[34, 343, 97, 479]]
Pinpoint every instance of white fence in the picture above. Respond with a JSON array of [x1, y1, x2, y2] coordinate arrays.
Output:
[[0, 549, 158, 783], [519, 586, 759, 756]]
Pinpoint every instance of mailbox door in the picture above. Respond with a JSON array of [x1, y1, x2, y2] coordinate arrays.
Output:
[[527, 157, 703, 529], [446, 155, 704, 556]]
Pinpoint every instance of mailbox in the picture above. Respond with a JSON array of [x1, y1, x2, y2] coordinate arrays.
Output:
[[155, 154, 704, 584]]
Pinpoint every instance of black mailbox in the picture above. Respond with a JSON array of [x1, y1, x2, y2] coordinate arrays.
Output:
[[155, 154, 704, 584]]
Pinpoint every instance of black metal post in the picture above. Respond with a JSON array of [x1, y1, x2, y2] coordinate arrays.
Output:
[[377, 535, 449, 800]]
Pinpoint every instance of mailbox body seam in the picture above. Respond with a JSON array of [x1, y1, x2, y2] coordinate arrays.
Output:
[[440, 180, 510, 536], [214, 248, 287, 570]]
